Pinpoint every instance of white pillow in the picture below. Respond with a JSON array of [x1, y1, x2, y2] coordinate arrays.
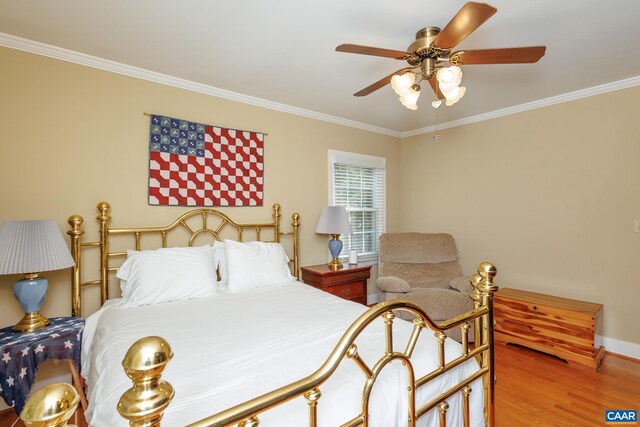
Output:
[[116, 245, 217, 305], [224, 239, 294, 292], [212, 240, 229, 290]]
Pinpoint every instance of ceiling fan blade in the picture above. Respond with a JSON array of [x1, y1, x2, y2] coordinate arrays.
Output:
[[427, 77, 445, 100], [451, 46, 546, 64], [431, 2, 497, 49], [354, 68, 413, 97], [336, 43, 411, 59]]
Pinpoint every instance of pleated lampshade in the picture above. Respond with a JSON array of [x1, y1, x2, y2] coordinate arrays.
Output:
[[315, 206, 352, 235], [0, 220, 75, 274]]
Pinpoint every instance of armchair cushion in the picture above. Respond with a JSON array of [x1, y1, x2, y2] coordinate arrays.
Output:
[[448, 276, 474, 293], [377, 276, 411, 293], [399, 288, 474, 322], [381, 261, 462, 289]]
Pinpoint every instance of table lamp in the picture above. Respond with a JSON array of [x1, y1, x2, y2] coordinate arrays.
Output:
[[0, 220, 75, 333], [315, 206, 352, 270]]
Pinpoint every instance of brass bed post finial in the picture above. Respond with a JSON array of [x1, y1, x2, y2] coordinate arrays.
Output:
[[273, 203, 281, 243], [475, 262, 498, 427], [469, 273, 483, 365], [304, 388, 322, 427], [118, 336, 175, 427], [20, 383, 80, 427], [438, 401, 449, 427], [96, 202, 111, 305], [292, 212, 300, 279], [67, 215, 84, 318]]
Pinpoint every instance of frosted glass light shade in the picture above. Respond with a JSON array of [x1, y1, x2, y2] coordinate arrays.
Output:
[[436, 66, 463, 88], [315, 206, 352, 235], [0, 220, 75, 274], [391, 72, 415, 96], [400, 86, 420, 110], [444, 86, 466, 106]]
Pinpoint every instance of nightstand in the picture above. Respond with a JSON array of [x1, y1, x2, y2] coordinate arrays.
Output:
[[300, 263, 372, 305], [0, 317, 87, 415]]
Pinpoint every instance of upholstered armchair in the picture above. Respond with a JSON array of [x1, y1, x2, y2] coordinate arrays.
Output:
[[376, 232, 474, 341]]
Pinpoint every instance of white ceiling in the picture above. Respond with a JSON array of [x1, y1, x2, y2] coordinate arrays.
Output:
[[1, 0, 640, 135]]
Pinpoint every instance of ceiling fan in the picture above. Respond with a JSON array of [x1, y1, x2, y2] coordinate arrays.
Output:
[[336, 2, 546, 110]]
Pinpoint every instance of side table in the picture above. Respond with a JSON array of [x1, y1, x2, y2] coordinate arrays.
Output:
[[300, 263, 372, 305], [0, 317, 87, 415]]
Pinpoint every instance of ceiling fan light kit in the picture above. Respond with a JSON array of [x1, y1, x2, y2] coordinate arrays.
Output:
[[399, 85, 421, 110], [336, 1, 546, 111], [436, 65, 463, 87], [444, 86, 466, 106], [391, 72, 416, 96]]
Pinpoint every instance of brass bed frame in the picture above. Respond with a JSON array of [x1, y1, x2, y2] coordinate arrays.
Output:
[[66, 201, 300, 317], [23, 203, 499, 427]]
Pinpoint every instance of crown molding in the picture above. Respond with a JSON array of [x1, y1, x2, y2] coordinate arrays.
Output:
[[0, 32, 400, 138], [2, 32, 639, 140], [401, 75, 640, 138]]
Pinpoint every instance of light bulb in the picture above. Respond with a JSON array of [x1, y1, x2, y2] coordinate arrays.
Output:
[[436, 66, 462, 89], [399, 85, 420, 110], [391, 72, 415, 96], [444, 86, 466, 106]]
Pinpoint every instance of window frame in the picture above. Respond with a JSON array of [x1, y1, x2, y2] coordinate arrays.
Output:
[[328, 150, 386, 262]]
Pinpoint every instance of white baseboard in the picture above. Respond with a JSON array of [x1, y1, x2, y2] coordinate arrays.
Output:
[[367, 293, 379, 306], [601, 336, 640, 360], [0, 373, 71, 412]]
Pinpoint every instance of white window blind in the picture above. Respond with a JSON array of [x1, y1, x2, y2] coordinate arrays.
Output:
[[329, 150, 385, 260]]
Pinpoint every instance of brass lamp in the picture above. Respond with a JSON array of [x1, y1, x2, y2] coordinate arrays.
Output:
[[315, 206, 352, 271], [0, 220, 75, 333]]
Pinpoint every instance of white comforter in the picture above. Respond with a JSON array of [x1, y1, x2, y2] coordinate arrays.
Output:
[[82, 281, 483, 426]]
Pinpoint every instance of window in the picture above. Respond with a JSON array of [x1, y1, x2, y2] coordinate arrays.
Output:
[[329, 150, 385, 261]]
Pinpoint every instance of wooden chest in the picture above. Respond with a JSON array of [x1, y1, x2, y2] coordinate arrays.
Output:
[[494, 288, 604, 371]]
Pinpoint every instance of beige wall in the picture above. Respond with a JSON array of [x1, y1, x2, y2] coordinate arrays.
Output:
[[400, 86, 640, 344], [2, 44, 638, 351], [0, 47, 400, 329]]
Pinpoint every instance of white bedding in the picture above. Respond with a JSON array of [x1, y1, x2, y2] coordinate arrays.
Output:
[[82, 281, 483, 426]]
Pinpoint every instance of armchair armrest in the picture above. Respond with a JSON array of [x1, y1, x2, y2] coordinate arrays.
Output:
[[448, 276, 473, 293], [377, 276, 411, 293]]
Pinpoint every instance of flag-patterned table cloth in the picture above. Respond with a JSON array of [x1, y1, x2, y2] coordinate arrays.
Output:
[[0, 317, 84, 414]]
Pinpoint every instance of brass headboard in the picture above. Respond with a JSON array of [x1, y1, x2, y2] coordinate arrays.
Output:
[[67, 202, 300, 317]]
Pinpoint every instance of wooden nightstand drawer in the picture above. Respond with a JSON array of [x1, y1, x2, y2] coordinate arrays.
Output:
[[323, 282, 365, 301], [300, 263, 371, 305]]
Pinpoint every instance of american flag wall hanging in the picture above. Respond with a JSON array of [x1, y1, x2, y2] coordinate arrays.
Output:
[[148, 115, 264, 207]]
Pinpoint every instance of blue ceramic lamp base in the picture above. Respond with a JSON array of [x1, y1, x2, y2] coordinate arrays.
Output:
[[327, 234, 344, 271], [13, 274, 50, 333]]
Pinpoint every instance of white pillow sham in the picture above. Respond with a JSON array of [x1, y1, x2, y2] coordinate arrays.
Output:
[[116, 245, 217, 306], [224, 239, 294, 292]]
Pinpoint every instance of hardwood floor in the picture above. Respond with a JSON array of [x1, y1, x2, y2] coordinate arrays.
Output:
[[1, 343, 638, 426], [495, 344, 640, 427]]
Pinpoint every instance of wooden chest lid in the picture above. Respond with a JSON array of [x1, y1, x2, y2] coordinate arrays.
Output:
[[496, 288, 602, 314]]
